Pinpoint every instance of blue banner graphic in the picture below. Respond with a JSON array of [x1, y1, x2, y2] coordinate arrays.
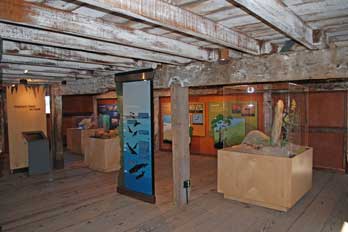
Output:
[[122, 81, 153, 196]]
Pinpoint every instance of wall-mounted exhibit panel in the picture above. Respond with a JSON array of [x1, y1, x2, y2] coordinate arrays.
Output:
[[159, 94, 264, 155], [6, 85, 47, 170], [97, 98, 120, 130]]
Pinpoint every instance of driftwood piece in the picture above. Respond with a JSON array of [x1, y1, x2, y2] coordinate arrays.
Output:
[[271, 100, 284, 146]]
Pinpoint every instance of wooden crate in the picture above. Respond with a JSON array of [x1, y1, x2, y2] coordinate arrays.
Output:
[[85, 136, 121, 172], [218, 147, 313, 211]]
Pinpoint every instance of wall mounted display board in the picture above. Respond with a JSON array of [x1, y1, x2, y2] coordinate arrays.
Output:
[[6, 85, 47, 170], [116, 72, 155, 203], [189, 103, 205, 136], [97, 99, 120, 129], [209, 101, 257, 149], [161, 102, 205, 145]]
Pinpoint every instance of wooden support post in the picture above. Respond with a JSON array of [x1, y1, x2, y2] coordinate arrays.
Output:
[[0, 88, 9, 177], [345, 90, 348, 174], [50, 86, 64, 169], [170, 83, 190, 207], [153, 95, 160, 152], [0, 36, 9, 177]]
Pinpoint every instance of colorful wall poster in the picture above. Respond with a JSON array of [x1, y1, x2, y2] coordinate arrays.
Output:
[[162, 115, 172, 144], [161, 102, 205, 141], [189, 103, 205, 136], [98, 103, 120, 129], [122, 80, 154, 197], [228, 101, 258, 133], [208, 102, 224, 135], [211, 116, 246, 148], [209, 101, 257, 148]]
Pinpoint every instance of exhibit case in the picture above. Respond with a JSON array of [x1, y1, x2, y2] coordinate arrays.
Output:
[[217, 83, 312, 211], [220, 83, 309, 153]]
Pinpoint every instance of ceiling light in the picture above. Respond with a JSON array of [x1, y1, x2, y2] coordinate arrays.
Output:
[[247, 86, 255, 93]]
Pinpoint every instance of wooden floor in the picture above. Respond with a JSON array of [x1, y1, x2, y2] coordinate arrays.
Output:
[[0, 151, 347, 232]]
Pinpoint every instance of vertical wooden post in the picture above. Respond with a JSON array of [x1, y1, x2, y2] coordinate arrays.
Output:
[[345, 90, 348, 174], [0, 88, 9, 176], [0, 36, 10, 176], [153, 95, 160, 152], [50, 86, 64, 169], [170, 83, 190, 207]]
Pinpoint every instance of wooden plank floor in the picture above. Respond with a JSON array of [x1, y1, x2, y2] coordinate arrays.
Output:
[[0, 151, 347, 232]]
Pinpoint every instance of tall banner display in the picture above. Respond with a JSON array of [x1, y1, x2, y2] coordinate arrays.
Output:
[[117, 76, 155, 203]]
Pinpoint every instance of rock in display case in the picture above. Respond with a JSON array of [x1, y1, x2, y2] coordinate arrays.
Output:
[[218, 83, 312, 211]]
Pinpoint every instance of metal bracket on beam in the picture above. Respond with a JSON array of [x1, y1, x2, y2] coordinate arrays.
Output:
[[280, 40, 296, 53], [168, 76, 190, 88]]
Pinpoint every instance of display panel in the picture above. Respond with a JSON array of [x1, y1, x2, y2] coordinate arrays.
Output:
[[97, 99, 120, 129], [119, 80, 155, 200]]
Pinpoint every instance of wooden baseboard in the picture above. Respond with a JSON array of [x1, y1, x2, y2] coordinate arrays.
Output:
[[313, 166, 345, 173]]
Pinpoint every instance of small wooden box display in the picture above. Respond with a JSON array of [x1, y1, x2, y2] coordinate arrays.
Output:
[[218, 147, 313, 211], [85, 136, 121, 172], [66, 128, 98, 155]]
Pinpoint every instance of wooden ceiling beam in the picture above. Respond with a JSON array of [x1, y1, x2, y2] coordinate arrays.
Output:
[[77, 0, 275, 55], [0, 23, 191, 65], [3, 41, 156, 69], [3, 69, 95, 79], [2, 74, 78, 81], [0, 0, 213, 61], [1, 78, 63, 84], [0, 64, 106, 75], [1, 55, 123, 72], [230, 0, 324, 49]]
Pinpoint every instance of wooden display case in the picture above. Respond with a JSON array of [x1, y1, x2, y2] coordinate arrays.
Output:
[[218, 147, 313, 211], [66, 128, 98, 155], [85, 136, 121, 172]]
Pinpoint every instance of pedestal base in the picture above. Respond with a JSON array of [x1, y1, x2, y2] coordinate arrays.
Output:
[[85, 137, 121, 172], [218, 147, 313, 211]]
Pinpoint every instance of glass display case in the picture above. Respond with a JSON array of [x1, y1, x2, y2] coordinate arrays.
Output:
[[219, 83, 308, 157]]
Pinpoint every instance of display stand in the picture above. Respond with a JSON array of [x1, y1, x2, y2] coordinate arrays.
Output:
[[84, 136, 121, 172], [66, 128, 98, 155], [218, 147, 313, 211], [22, 131, 50, 175]]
